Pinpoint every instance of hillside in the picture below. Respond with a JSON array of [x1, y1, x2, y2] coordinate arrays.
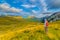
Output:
[[0, 16, 60, 40]]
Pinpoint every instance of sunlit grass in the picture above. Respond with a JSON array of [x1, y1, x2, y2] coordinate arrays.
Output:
[[0, 17, 60, 40]]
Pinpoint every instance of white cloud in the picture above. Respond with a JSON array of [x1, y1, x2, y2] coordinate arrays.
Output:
[[31, 10, 52, 18], [31, 10, 42, 18], [21, 4, 36, 8], [51, 0, 60, 7], [35, 14, 45, 18], [0, 3, 22, 13], [32, 10, 37, 13], [32, 10, 40, 15], [40, 0, 47, 12], [35, 13, 52, 18]]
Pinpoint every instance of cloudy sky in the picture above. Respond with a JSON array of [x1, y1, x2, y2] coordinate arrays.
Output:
[[0, 0, 60, 18]]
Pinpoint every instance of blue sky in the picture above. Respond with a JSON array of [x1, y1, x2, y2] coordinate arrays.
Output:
[[0, 0, 60, 18]]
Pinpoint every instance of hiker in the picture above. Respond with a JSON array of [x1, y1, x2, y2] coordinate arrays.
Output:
[[44, 19, 49, 34]]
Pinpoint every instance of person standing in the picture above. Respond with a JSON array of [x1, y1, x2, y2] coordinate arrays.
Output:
[[44, 19, 49, 34]]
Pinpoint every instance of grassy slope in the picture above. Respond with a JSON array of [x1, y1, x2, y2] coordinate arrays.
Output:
[[0, 16, 60, 40]]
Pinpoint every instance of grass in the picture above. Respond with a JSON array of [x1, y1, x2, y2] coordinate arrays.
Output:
[[0, 16, 60, 40]]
